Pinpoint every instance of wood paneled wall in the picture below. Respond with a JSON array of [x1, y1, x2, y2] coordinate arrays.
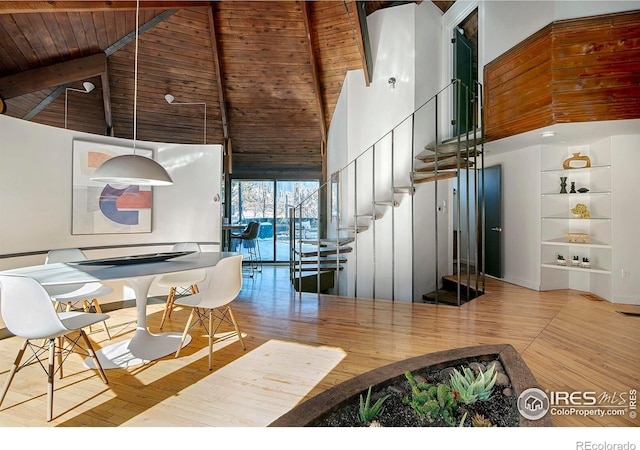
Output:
[[484, 10, 640, 142]]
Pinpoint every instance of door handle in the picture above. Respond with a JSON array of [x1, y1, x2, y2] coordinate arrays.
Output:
[[491, 227, 502, 232]]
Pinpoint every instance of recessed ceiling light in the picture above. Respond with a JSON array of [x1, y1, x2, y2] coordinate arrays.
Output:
[[541, 131, 556, 138]]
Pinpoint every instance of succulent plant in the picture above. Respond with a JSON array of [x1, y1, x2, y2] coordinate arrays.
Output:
[[358, 385, 390, 423], [403, 371, 457, 425], [471, 413, 495, 427], [449, 364, 497, 404]]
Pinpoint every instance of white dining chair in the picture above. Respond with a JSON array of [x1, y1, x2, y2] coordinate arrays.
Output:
[[156, 242, 207, 330], [0, 274, 109, 422], [45, 248, 112, 339], [174, 254, 246, 370]]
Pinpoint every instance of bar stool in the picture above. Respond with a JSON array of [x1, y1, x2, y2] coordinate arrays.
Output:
[[230, 221, 262, 277]]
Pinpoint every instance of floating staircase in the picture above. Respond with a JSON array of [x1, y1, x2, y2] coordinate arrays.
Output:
[[411, 130, 483, 185], [422, 271, 483, 306], [291, 238, 353, 293], [290, 80, 486, 304], [415, 129, 485, 305]]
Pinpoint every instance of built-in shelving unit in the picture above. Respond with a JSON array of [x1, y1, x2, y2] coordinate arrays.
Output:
[[540, 142, 612, 300]]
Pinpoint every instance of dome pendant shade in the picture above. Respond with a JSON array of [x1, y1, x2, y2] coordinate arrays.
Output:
[[91, 154, 173, 186]]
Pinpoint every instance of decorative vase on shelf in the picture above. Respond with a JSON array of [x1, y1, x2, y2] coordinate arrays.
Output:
[[563, 152, 591, 169], [560, 177, 568, 194]]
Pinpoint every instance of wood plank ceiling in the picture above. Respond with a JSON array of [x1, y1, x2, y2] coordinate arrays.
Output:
[[0, 1, 448, 178]]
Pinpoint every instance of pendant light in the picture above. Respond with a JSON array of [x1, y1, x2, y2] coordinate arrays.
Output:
[[91, 0, 173, 186]]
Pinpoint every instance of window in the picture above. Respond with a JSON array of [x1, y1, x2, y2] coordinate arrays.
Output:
[[230, 179, 319, 262]]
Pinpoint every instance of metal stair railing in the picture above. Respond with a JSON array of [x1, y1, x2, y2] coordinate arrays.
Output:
[[290, 79, 485, 304]]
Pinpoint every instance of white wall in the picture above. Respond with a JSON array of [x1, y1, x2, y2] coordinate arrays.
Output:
[[611, 135, 640, 304], [484, 146, 541, 290], [0, 115, 223, 307]]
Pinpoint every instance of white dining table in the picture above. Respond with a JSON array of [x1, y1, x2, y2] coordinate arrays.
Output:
[[0, 251, 239, 369]]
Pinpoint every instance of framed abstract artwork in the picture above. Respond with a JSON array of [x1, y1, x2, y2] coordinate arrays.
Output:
[[72, 139, 153, 235]]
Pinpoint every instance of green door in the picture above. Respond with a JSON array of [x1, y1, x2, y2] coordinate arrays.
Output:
[[478, 165, 502, 278]]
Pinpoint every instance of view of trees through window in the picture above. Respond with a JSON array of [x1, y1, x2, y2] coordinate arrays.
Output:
[[230, 180, 320, 262]]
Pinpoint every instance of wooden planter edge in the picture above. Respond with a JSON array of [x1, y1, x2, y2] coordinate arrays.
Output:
[[269, 343, 553, 427]]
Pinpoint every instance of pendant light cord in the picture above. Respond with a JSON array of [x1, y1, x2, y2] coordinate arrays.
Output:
[[133, 0, 139, 154]]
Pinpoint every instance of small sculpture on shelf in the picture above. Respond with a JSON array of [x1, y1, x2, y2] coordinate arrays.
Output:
[[565, 232, 590, 243], [571, 203, 590, 218], [560, 177, 568, 194], [577, 187, 590, 193], [572, 255, 580, 266], [570, 181, 576, 193], [581, 257, 591, 269], [563, 152, 591, 169], [556, 254, 566, 266]]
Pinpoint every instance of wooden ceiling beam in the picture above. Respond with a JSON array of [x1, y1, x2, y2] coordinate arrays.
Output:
[[342, 1, 371, 87], [302, 1, 328, 183], [0, 1, 206, 14], [0, 53, 107, 99], [100, 71, 113, 133], [302, 1, 327, 144], [208, 5, 229, 140]]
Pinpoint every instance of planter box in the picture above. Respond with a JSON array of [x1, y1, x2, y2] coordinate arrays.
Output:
[[270, 343, 552, 427]]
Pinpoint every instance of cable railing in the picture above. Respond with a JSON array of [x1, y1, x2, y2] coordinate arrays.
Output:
[[289, 79, 485, 305]]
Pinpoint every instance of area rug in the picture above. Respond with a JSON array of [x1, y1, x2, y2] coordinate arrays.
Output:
[[123, 339, 346, 426]]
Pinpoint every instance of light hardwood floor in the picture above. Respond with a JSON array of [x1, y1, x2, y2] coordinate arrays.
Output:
[[0, 266, 638, 427]]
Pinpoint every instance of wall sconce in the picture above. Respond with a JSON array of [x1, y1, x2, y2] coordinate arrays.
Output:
[[388, 77, 396, 89], [64, 81, 95, 129], [164, 94, 207, 144]]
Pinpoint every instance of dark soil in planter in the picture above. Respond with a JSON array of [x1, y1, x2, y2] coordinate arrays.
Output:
[[315, 358, 520, 427]]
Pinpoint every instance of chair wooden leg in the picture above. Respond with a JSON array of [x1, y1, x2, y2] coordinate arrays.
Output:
[[0, 339, 28, 408], [175, 308, 195, 358], [208, 308, 214, 371], [57, 336, 64, 379], [226, 306, 246, 350], [47, 338, 55, 422], [79, 330, 108, 384], [160, 287, 177, 330], [82, 300, 94, 333], [89, 299, 111, 340]]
